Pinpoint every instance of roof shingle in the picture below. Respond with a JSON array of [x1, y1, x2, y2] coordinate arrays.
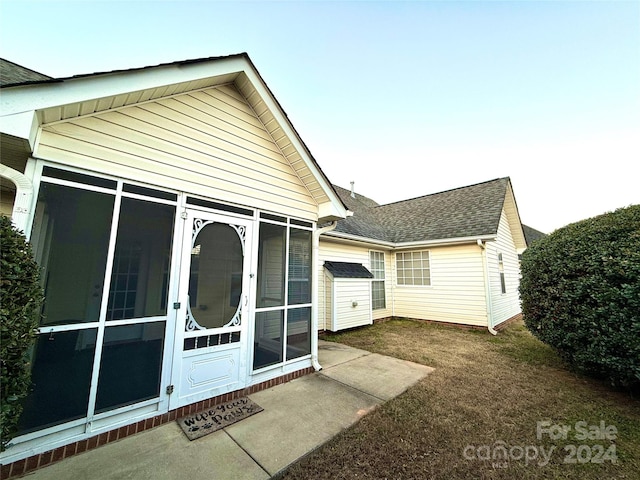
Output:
[[522, 224, 546, 246], [0, 58, 52, 87], [332, 178, 511, 243]]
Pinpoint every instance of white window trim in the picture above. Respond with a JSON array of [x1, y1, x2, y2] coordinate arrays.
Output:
[[369, 250, 386, 310], [395, 250, 432, 287]]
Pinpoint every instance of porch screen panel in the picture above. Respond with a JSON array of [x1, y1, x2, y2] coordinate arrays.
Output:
[[17, 329, 97, 433], [30, 183, 114, 326], [254, 219, 314, 371], [256, 223, 286, 308], [288, 228, 312, 305], [95, 322, 165, 412], [253, 310, 284, 369], [19, 182, 113, 434], [107, 198, 175, 320], [286, 307, 311, 360]]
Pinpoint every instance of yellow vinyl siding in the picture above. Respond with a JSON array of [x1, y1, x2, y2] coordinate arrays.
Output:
[[317, 240, 393, 329], [488, 209, 522, 325], [323, 271, 333, 332], [36, 85, 318, 220], [234, 73, 330, 206], [393, 244, 488, 326]]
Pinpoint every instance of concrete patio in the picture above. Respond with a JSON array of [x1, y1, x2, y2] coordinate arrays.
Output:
[[23, 341, 434, 480]]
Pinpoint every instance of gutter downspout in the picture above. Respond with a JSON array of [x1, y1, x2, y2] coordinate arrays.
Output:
[[478, 239, 498, 335], [0, 164, 34, 234], [311, 220, 339, 370]]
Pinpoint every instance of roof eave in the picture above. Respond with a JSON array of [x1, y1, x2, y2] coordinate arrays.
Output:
[[0, 54, 348, 221], [322, 230, 496, 250]]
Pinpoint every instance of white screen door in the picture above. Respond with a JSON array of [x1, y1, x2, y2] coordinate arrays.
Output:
[[170, 210, 253, 408]]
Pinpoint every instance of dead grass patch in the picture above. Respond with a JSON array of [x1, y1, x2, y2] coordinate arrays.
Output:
[[282, 320, 640, 479]]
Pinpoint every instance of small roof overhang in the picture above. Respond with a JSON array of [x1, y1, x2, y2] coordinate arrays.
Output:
[[324, 261, 373, 279], [0, 53, 347, 222]]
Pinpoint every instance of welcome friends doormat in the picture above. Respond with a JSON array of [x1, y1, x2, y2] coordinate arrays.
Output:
[[178, 397, 264, 440]]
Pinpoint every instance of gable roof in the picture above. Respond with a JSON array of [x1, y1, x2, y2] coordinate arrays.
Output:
[[0, 54, 347, 222], [329, 178, 527, 247], [0, 58, 52, 86], [522, 224, 546, 246], [324, 261, 373, 279]]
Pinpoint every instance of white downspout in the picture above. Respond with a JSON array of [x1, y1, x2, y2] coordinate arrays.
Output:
[[0, 164, 34, 234], [311, 220, 339, 370], [478, 239, 498, 335]]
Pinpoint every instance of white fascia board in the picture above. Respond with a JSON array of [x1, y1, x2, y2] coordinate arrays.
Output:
[[322, 231, 496, 250], [318, 201, 348, 222], [393, 235, 496, 250], [321, 231, 396, 249], [0, 111, 40, 147], [0, 56, 248, 117], [241, 68, 347, 220]]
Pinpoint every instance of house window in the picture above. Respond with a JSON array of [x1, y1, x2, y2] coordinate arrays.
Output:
[[370, 251, 386, 310], [396, 251, 431, 286], [498, 252, 506, 294]]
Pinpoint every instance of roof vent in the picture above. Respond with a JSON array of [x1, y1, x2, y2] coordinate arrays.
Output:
[[350, 181, 356, 199]]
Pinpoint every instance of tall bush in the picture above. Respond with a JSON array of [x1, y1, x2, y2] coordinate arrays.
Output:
[[520, 205, 640, 390], [0, 215, 43, 451]]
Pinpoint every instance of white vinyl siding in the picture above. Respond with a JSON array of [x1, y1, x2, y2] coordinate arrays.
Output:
[[328, 279, 372, 332], [487, 209, 522, 326], [392, 245, 488, 327], [36, 84, 318, 221]]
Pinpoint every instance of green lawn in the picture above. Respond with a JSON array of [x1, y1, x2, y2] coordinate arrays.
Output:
[[281, 319, 640, 479]]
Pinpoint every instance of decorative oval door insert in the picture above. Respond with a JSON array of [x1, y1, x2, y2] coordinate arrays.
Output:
[[186, 220, 246, 331]]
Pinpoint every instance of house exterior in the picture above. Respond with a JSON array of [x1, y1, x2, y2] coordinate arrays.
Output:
[[0, 54, 347, 468], [318, 179, 529, 331]]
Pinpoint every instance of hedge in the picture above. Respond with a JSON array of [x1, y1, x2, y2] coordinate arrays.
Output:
[[520, 205, 640, 390], [0, 215, 43, 451]]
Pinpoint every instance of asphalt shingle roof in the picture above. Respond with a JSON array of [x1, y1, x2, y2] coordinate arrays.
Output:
[[324, 261, 373, 278], [333, 178, 511, 243], [0, 58, 52, 87], [522, 224, 546, 246]]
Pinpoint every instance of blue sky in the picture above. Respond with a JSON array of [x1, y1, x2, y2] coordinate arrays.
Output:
[[1, 0, 639, 233]]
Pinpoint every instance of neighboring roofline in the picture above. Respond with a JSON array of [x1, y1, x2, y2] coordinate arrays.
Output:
[[322, 230, 496, 250], [0, 58, 51, 88]]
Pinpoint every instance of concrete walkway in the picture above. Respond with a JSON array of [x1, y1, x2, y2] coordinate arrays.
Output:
[[25, 341, 434, 480]]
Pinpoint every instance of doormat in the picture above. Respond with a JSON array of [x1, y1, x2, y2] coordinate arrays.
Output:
[[178, 397, 263, 440]]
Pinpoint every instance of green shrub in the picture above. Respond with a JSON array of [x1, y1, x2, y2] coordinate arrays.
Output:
[[0, 215, 43, 451], [520, 205, 640, 390]]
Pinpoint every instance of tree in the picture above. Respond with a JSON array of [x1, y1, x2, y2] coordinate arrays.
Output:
[[520, 205, 640, 390]]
